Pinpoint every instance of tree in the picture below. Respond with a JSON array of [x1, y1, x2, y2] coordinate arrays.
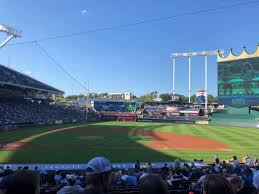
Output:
[[159, 93, 171, 102], [139, 95, 151, 102], [88, 93, 98, 98], [98, 93, 108, 98], [65, 95, 79, 100], [207, 94, 218, 103], [177, 94, 188, 103], [139, 92, 157, 102], [191, 95, 196, 103], [54, 96, 65, 104]]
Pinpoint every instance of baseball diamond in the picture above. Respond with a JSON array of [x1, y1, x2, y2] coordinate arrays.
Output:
[[0, 122, 258, 163]]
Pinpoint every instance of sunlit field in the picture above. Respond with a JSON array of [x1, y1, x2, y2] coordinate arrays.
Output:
[[1, 122, 259, 163]]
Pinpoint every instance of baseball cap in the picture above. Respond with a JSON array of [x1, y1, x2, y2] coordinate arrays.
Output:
[[253, 172, 259, 189], [85, 157, 112, 175]]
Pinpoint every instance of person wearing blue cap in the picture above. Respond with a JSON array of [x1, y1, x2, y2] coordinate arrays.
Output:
[[74, 156, 112, 194]]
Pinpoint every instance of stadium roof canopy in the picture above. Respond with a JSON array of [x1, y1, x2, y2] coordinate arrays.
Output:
[[0, 64, 64, 95]]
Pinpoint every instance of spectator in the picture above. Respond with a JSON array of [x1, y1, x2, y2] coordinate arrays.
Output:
[[23, 166, 29, 170], [169, 169, 188, 186], [222, 168, 230, 179], [253, 172, 259, 194], [3, 167, 12, 176], [80, 156, 112, 194], [214, 154, 219, 162], [222, 160, 227, 169], [196, 168, 210, 188], [213, 158, 221, 173], [6, 170, 40, 194], [122, 170, 137, 186], [111, 171, 122, 186], [228, 174, 243, 193], [135, 160, 140, 170], [241, 166, 254, 187], [0, 169, 4, 182], [233, 156, 240, 169], [0, 176, 11, 194], [54, 171, 62, 185], [161, 163, 169, 181], [39, 169, 48, 186], [140, 175, 169, 194], [133, 169, 142, 180], [174, 159, 181, 169], [161, 163, 169, 174], [139, 169, 148, 180], [245, 154, 254, 167], [203, 174, 235, 194], [146, 161, 152, 174], [57, 174, 84, 194], [60, 173, 69, 185]]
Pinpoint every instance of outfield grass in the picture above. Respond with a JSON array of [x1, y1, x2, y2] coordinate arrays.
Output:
[[0, 122, 259, 163]]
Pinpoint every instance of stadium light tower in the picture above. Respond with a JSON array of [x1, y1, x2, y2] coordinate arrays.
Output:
[[170, 50, 224, 113], [0, 24, 22, 48]]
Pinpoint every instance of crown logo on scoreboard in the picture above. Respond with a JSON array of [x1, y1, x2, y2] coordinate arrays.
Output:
[[217, 44, 259, 62]]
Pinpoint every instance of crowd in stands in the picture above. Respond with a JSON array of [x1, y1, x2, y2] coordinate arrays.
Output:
[[0, 101, 86, 127], [1, 155, 259, 194]]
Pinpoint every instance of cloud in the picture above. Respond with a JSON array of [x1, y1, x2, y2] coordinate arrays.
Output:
[[80, 9, 87, 15]]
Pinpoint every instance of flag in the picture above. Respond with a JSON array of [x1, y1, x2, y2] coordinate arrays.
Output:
[[196, 90, 206, 103]]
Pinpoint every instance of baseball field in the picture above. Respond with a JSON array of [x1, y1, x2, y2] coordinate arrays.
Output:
[[0, 121, 259, 163]]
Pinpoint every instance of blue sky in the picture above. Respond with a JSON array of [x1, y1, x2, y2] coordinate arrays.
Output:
[[0, 0, 259, 96]]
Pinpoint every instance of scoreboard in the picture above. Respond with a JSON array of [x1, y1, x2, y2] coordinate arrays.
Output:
[[218, 51, 259, 107]]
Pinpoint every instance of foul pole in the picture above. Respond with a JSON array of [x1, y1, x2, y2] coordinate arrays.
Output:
[[172, 57, 176, 96]]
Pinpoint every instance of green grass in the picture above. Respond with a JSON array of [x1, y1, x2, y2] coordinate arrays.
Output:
[[0, 121, 259, 163]]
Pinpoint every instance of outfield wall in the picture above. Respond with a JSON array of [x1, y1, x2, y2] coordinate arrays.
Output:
[[210, 107, 259, 128]]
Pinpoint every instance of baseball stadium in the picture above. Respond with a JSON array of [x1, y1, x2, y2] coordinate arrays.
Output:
[[1, 1, 259, 194]]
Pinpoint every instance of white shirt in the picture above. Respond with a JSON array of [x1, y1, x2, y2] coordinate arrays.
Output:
[[232, 160, 240, 168], [214, 163, 221, 172], [246, 158, 253, 166]]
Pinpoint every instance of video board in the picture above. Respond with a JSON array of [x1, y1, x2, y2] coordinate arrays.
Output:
[[92, 101, 136, 112], [218, 57, 259, 107]]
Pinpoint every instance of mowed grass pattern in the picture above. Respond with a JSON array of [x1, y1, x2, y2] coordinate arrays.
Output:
[[0, 122, 259, 163]]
